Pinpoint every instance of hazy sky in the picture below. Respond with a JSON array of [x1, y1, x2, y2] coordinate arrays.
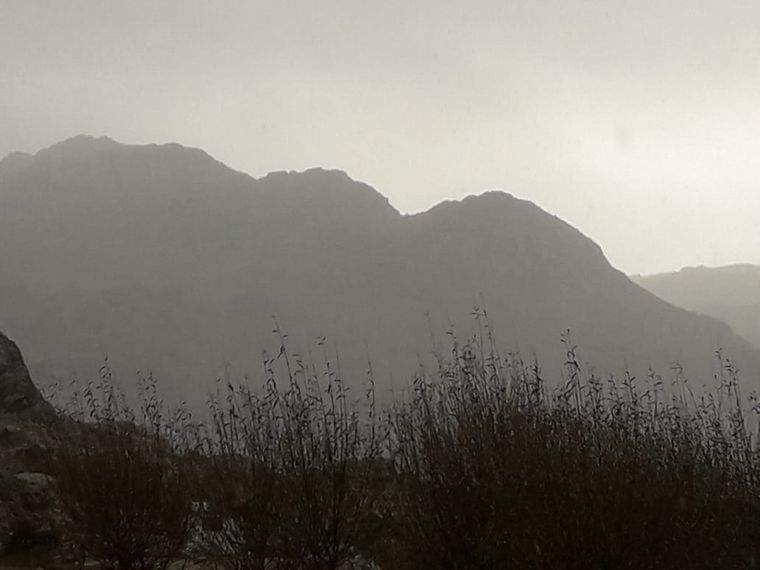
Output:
[[2, 0, 760, 275]]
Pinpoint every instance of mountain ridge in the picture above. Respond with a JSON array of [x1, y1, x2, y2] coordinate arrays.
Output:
[[635, 264, 760, 351], [2, 136, 759, 405]]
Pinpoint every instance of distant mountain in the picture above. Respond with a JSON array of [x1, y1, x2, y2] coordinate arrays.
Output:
[[635, 265, 760, 351], [2, 136, 759, 406]]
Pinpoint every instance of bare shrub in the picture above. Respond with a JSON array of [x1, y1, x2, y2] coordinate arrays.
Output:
[[43, 370, 194, 570], [383, 319, 760, 569], [192, 332, 385, 570], [36, 317, 760, 568]]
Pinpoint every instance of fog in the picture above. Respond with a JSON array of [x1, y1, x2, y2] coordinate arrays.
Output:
[[3, 0, 760, 274]]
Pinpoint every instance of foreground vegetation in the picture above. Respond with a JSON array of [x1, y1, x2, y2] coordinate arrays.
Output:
[[33, 321, 760, 569]]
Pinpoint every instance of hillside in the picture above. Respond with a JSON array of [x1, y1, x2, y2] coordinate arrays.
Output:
[[635, 265, 760, 350], [2, 136, 759, 405]]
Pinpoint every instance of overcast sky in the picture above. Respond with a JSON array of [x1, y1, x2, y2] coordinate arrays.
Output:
[[2, 0, 760, 275]]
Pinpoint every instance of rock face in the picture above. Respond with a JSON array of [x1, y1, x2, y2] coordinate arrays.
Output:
[[0, 332, 58, 556], [0, 471, 58, 555], [0, 332, 52, 417]]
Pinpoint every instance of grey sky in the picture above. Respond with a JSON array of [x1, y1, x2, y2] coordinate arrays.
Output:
[[2, 0, 760, 275]]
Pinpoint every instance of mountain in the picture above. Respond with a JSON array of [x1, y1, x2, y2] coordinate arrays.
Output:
[[635, 265, 760, 351], [2, 136, 759, 406]]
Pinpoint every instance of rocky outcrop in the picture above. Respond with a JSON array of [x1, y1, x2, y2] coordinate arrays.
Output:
[[0, 471, 59, 555], [0, 332, 52, 417], [0, 332, 59, 557]]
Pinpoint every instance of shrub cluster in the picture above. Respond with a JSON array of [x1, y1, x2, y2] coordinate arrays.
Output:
[[40, 326, 760, 569], [43, 369, 194, 570]]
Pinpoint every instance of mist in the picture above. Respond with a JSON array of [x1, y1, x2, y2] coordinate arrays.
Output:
[[3, 0, 760, 274], [3, 2, 760, 568]]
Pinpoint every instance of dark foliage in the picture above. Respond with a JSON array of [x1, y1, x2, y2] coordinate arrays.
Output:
[[37, 321, 760, 568], [43, 371, 194, 570], [381, 318, 760, 569]]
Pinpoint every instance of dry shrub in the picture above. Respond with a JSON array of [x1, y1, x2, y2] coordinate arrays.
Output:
[[44, 371, 194, 570], [37, 317, 760, 569], [382, 320, 760, 569], [191, 331, 385, 570]]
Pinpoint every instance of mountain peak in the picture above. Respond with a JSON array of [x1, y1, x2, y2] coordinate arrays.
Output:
[[459, 189, 530, 210], [0, 151, 33, 173], [256, 167, 400, 221], [38, 134, 120, 155], [1, 136, 246, 188], [421, 188, 570, 229], [421, 189, 532, 215], [259, 167, 356, 184], [465, 189, 518, 202], [31, 136, 223, 166]]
